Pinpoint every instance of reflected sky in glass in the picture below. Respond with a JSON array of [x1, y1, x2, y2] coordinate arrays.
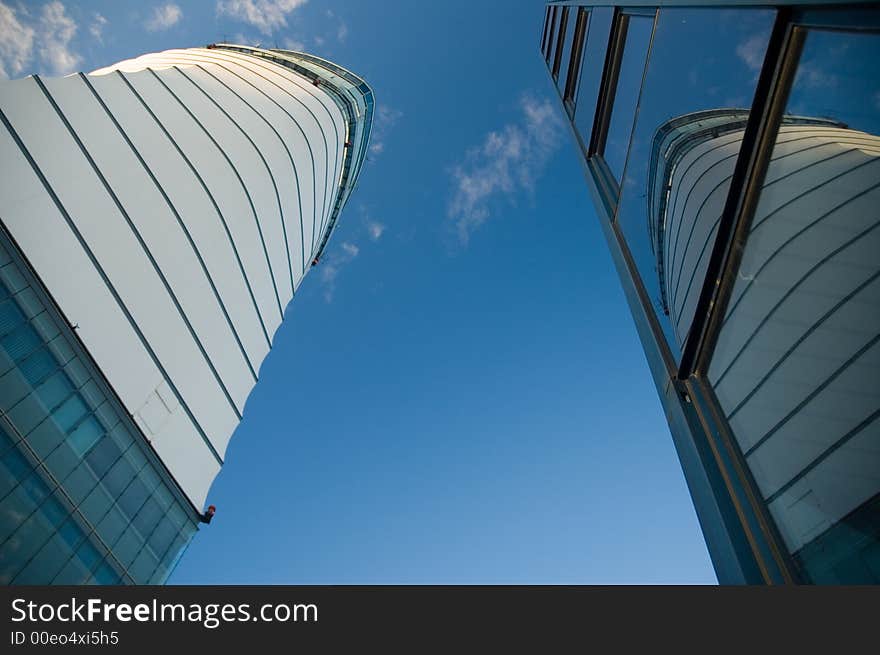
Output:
[[788, 29, 880, 137], [614, 7, 775, 357], [604, 14, 654, 181], [574, 7, 614, 151]]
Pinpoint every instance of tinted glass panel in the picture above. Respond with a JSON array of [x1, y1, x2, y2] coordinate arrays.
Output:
[[614, 7, 775, 357], [0, 241, 199, 585], [541, 6, 552, 55], [545, 6, 558, 62], [708, 27, 880, 583], [552, 7, 570, 79], [563, 8, 589, 105], [574, 7, 613, 150], [556, 8, 578, 91], [603, 14, 654, 181]]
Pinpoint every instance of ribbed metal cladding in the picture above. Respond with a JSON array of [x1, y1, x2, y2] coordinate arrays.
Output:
[[0, 46, 373, 511], [652, 111, 880, 557]]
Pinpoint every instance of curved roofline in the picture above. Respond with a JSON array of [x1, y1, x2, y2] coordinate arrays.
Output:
[[210, 44, 374, 263]]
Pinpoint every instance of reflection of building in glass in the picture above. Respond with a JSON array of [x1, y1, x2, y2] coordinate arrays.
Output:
[[0, 46, 372, 584], [540, 1, 880, 584], [651, 109, 880, 570]]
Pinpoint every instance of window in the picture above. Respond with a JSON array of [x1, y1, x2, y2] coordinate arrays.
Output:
[[563, 8, 590, 110], [552, 7, 571, 80], [544, 6, 559, 62], [612, 7, 775, 357], [707, 25, 880, 583], [541, 6, 552, 56], [555, 7, 579, 92], [574, 7, 614, 153], [599, 12, 655, 182]]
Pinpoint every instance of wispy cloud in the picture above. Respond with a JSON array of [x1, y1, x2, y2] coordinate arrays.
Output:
[[323, 7, 347, 43], [89, 12, 107, 43], [231, 32, 263, 46], [794, 60, 839, 90], [317, 208, 387, 302], [282, 36, 304, 51], [447, 94, 561, 245], [318, 240, 359, 303], [369, 104, 403, 157], [0, 1, 83, 78], [216, 0, 307, 35], [145, 3, 182, 32], [0, 2, 35, 79], [366, 220, 385, 241], [735, 34, 765, 72], [38, 1, 81, 76]]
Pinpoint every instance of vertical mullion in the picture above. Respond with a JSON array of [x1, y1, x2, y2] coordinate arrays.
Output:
[[683, 9, 801, 378]]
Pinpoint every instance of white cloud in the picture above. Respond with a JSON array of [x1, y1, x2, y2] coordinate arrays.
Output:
[[319, 239, 360, 302], [38, 1, 80, 76], [337, 21, 348, 42], [146, 3, 182, 32], [313, 34, 324, 46], [216, 0, 307, 35], [368, 104, 403, 157], [795, 60, 839, 90], [0, 1, 83, 78], [282, 36, 304, 51], [447, 94, 561, 244], [366, 220, 385, 241], [0, 2, 35, 79], [735, 34, 765, 72], [89, 12, 107, 43]]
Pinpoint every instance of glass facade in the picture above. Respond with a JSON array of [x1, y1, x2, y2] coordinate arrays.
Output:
[[707, 25, 880, 584], [541, 2, 880, 583], [0, 233, 199, 584]]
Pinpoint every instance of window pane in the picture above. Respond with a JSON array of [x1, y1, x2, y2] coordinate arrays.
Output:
[[541, 6, 552, 55], [575, 7, 614, 149], [563, 8, 589, 104], [544, 6, 558, 61], [708, 27, 880, 584], [614, 7, 775, 357], [556, 8, 578, 90], [603, 14, 654, 181], [551, 7, 571, 79]]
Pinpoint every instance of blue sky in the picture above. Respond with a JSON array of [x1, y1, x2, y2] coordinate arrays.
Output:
[[0, 0, 717, 583]]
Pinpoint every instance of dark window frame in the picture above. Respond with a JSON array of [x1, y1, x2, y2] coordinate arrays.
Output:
[[563, 8, 591, 114], [541, 6, 553, 56], [584, 8, 658, 205], [544, 5, 559, 62], [552, 7, 571, 80]]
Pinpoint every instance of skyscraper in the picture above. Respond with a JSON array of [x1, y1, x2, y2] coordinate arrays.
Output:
[[540, 2, 879, 583], [0, 45, 373, 584]]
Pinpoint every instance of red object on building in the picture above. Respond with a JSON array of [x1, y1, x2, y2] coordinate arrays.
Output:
[[201, 505, 216, 524]]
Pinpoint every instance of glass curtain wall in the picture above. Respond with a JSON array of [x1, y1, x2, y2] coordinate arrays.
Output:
[[0, 235, 198, 584], [541, 2, 880, 583]]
